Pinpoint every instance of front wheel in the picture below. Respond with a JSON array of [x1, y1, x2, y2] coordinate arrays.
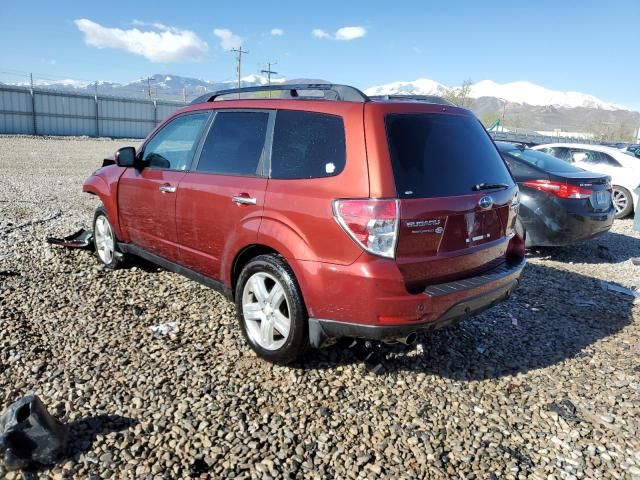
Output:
[[612, 186, 633, 219], [93, 207, 125, 269], [235, 254, 309, 364]]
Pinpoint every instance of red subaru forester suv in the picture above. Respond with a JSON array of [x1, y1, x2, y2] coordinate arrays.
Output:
[[83, 84, 525, 364]]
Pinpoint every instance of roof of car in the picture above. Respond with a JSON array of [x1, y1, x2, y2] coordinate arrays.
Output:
[[533, 143, 629, 156], [189, 83, 457, 108]]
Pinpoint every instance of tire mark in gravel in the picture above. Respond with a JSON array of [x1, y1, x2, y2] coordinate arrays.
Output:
[[0, 211, 62, 235]]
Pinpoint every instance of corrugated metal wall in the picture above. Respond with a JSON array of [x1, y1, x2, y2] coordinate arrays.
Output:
[[0, 85, 186, 139]]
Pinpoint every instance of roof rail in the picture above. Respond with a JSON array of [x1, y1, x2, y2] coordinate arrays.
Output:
[[369, 94, 456, 106], [190, 83, 370, 104]]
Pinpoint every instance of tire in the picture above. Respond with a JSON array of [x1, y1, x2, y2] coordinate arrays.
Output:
[[612, 186, 633, 219], [235, 254, 309, 364], [93, 206, 125, 269]]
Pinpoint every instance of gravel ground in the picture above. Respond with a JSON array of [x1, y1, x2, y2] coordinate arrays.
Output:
[[1, 135, 639, 480]]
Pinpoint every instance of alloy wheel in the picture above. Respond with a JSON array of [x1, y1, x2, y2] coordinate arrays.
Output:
[[241, 272, 291, 351], [612, 188, 628, 215], [94, 215, 115, 265]]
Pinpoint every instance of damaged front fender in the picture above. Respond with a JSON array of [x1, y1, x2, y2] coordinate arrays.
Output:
[[82, 166, 128, 242]]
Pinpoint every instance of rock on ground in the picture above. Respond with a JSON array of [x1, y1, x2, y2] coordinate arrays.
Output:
[[1, 135, 639, 479]]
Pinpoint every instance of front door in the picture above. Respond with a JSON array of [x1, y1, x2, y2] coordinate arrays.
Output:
[[176, 110, 272, 282], [118, 112, 210, 261]]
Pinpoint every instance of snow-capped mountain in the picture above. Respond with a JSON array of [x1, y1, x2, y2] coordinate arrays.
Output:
[[2, 73, 288, 101], [364, 78, 628, 111], [364, 79, 447, 97]]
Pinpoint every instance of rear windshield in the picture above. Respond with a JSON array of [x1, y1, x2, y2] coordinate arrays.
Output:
[[385, 113, 514, 198], [501, 145, 582, 173]]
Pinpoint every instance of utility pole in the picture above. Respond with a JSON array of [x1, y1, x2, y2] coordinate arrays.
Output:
[[145, 76, 155, 97], [230, 47, 249, 98], [260, 62, 278, 98], [183, 87, 187, 103]]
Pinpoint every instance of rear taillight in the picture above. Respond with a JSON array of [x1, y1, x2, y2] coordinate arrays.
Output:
[[507, 188, 520, 236], [333, 199, 399, 259], [523, 180, 592, 199]]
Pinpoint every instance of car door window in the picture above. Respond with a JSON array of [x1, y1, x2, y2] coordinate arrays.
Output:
[[549, 147, 571, 161], [196, 111, 270, 176], [142, 113, 209, 170]]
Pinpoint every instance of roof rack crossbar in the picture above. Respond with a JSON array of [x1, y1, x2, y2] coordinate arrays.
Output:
[[369, 94, 455, 106], [190, 83, 370, 104]]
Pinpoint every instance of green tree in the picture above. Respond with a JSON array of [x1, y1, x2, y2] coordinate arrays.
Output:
[[440, 78, 474, 107]]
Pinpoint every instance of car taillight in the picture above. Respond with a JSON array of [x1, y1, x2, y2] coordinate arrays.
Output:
[[523, 180, 592, 199], [333, 199, 399, 259], [507, 188, 520, 236]]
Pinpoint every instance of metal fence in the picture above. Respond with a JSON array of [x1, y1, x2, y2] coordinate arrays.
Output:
[[0, 85, 187, 139], [488, 130, 599, 146]]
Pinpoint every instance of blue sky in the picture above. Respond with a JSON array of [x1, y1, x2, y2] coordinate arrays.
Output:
[[1, 0, 639, 108]]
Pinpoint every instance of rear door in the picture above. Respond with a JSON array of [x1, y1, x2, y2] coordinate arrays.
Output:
[[118, 112, 210, 261], [175, 110, 272, 281], [383, 111, 518, 289]]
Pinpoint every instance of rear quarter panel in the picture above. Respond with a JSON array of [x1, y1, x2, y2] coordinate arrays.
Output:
[[258, 101, 370, 265]]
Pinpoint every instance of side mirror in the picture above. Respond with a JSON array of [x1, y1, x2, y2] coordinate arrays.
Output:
[[115, 147, 136, 167]]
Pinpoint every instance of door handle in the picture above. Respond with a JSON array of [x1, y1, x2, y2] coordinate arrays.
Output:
[[232, 195, 257, 205], [159, 185, 176, 193]]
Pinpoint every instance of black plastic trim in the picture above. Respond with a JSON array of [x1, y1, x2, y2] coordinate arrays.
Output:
[[424, 259, 525, 296], [190, 84, 370, 104], [308, 259, 525, 348], [118, 243, 233, 299]]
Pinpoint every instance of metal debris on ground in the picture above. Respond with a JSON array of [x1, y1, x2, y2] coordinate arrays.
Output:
[[46, 228, 94, 249], [573, 298, 600, 307], [0, 395, 68, 471], [149, 322, 179, 336], [599, 281, 640, 298], [548, 398, 581, 423]]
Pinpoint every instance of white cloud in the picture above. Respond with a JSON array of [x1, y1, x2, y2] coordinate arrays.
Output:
[[312, 29, 332, 39], [74, 19, 208, 62], [271, 28, 284, 36], [213, 28, 243, 50], [313, 26, 366, 41], [335, 26, 366, 41]]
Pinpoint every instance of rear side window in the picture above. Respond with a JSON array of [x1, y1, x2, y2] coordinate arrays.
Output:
[[570, 149, 622, 167], [270, 110, 345, 179], [503, 155, 540, 178], [197, 111, 269, 176], [506, 147, 582, 173], [386, 114, 514, 198]]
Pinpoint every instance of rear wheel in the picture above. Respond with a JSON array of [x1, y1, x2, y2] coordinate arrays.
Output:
[[612, 186, 633, 219], [235, 254, 308, 364], [93, 207, 125, 269]]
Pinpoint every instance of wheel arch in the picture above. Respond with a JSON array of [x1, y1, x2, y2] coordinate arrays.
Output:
[[230, 244, 280, 299]]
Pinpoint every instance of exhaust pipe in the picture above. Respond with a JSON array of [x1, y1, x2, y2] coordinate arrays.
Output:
[[396, 332, 417, 345]]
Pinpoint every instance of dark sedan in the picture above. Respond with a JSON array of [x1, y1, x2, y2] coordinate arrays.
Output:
[[496, 142, 615, 247]]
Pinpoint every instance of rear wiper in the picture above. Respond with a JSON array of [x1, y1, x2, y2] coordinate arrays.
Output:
[[472, 182, 510, 191]]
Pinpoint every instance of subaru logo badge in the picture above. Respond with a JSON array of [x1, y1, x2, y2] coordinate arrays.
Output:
[[479, 196, 494, 210]]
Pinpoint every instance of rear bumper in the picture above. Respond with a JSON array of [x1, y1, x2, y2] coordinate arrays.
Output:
[[519, 198, 615, 247], [301, 257, 525, 348]]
